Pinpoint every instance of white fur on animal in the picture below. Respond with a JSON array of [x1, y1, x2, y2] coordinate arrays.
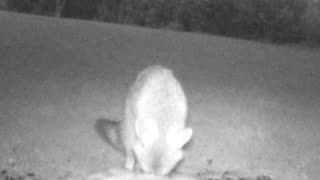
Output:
[[121, 65, 193, 175]]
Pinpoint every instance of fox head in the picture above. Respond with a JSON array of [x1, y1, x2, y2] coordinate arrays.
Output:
[[133, 121, 193, 175]]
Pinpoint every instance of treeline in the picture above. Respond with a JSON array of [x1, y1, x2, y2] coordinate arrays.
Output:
[[1, 0, 320, 44]]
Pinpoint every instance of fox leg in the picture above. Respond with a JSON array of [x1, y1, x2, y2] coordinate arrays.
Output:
[[125, 149, 135, 170]]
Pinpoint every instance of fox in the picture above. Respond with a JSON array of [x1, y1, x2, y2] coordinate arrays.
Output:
[[121, 65, 193, 175]]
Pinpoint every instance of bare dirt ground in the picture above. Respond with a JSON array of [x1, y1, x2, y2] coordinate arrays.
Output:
[[0, 11, 320, 180]]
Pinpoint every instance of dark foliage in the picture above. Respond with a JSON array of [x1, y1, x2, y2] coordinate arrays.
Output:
[[3, 0, 320, 44], [62, 0, 100, 19]]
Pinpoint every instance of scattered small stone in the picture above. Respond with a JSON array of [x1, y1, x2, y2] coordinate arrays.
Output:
[[1, 170, 8, 175], [196, 168, 272, 180], [0, 169, 43, 180], [57, 171, 72, 180], [256, 176, 272, 180], [26, 173, 35, 177], [206, 159, 213, 166], [221, 171, 239, 180]]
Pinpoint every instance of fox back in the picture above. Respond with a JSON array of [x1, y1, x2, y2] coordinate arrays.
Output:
[[121, 65, 193, 175]]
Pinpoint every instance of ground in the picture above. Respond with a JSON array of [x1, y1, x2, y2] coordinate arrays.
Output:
[[0, 11, 320, 180]]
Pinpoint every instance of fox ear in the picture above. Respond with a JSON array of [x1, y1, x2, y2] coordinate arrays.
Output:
[[168, 128, 193, 150], [135, 119, 159, 146]]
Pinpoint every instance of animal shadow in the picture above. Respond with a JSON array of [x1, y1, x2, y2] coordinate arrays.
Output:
[[95, 118, 124, 154]]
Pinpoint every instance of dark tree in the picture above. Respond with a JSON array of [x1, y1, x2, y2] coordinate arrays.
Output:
[[54, 0, 66, 17], [61, 0, 100, 19], [97, 0, 122, 22]]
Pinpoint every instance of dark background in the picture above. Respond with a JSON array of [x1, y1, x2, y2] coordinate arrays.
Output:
[[1, 0, 320, 45]]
